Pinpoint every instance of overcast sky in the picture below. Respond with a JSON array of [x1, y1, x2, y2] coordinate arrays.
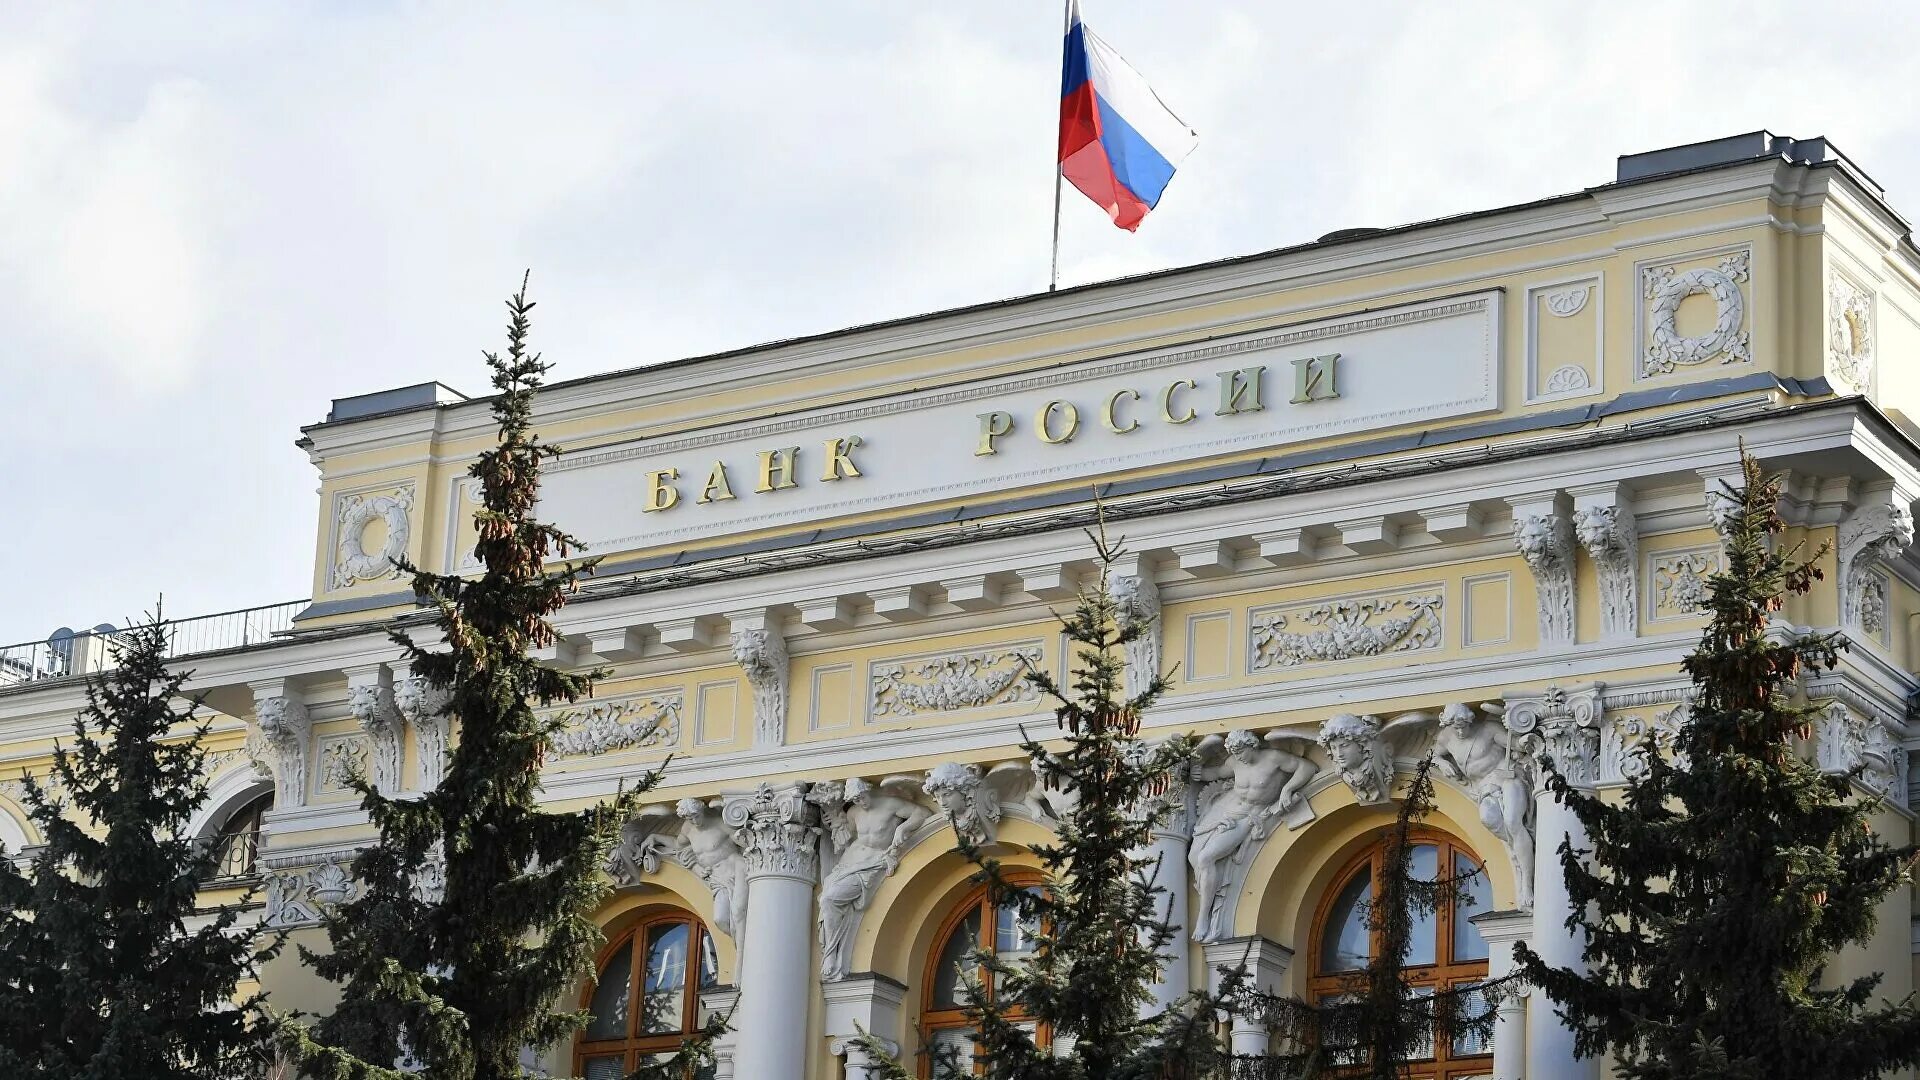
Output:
[[2, 2, 1918, 645]]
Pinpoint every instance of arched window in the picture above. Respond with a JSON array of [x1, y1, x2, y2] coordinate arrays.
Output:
[[921, 878, 1048, 1076], [576, 912, 718, 1080], [1308, 830, 1493, 1078], [202, 790, 271, 882]]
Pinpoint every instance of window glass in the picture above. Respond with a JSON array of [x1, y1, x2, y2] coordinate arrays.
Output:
[[1406, 844, 1439, 967], [584, 940, 633, 1041], [698, 927, 719, 989], [931, 908, 982, 1009], [1450, 981, 1492, 1055], [641, 921, 690, 1034], [1320, 870, 1372, 973], [927, 1027, 976, 1078], [581, 1054, 626, 1080], [1452, 850, 1491, 963]]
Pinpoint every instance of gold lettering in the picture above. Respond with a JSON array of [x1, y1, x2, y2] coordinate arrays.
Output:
[[643, 468, 680, 513], [1036, 400, 1080, 444], [756, 447, 800, 493], [1161, 379, 1198, 424], [1102, 388, 1141, 434], [1290, 353, 1340, 403], [975, 411, 1014, 456], [820, 434, 864, 481], [1215, 365, 1267, 416], [697, 461, 735, 504]]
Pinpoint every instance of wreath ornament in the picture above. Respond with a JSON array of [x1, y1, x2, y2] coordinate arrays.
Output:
[[333, 487, 414, 588], [1642, 250, 1751, 376]]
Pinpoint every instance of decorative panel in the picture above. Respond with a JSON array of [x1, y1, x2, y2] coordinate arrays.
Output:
[[867, 643, 1045, 723], [1636, 246, 1753, 379], [1247, 586, 1444, 673], [1525, 274, 1603, 404]]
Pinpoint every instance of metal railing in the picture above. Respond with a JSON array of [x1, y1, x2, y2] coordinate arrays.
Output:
[[204, 827, 263, 882], [0, 598, 309, 687]]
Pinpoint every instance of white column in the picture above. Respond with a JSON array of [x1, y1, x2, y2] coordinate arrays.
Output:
[[1135, 760, 1193, 1014], [699, 985, 740, 1080], [1506, 684, 1603, 1080], [1201, 936, 1292, 1057], [824, 973, 907, 1080], [1471, 909, 1533, 1080], [722, 784, 820, 1080]]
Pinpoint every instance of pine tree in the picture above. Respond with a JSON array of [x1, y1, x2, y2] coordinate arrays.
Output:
[[1518, 453, 1920, 1078], [0, 617, 273, 1079], [1256, 759, 1506, 1080], [284, 276, 697, 1080], [859, 525, 1237, 1080]]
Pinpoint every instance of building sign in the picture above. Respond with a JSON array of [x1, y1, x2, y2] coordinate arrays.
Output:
[[537, 291, 1501, 554]]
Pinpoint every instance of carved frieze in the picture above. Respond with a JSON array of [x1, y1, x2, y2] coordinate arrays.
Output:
[[1247, 590, 1443, 672], [1641, 249, 1751, 376], [331, 485, 415, 589], [1648, 547, 1721, 621], [315, 734, 371, 797], [1827, 272, 1875, 393], [264, 853, 357, 927], [869, 644, 1043, 720], [546, 693, 681, 759]]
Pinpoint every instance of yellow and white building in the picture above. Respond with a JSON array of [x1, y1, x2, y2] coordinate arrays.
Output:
[[5, 130, 1920, 1080]]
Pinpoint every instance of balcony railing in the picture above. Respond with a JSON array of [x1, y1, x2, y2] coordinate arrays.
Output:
[[0, 599, 309, 687], [204, 827, 263, 882]]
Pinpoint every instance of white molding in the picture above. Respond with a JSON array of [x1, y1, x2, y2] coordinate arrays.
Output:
[[1523, 271, 1605, 405]]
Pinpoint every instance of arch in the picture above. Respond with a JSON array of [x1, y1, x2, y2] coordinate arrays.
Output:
[[595, 867, 737, 987], [1235, 774, 1516, 974], [0, 796, 34, 853], [574, 905, 719, 1079], [918, 869, 1050, 1075], [190, 761, 274, 842]]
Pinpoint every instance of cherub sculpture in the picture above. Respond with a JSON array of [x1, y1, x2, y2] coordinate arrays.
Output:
[[606, 798, 749, 941], [810, 777, 933, 981], [1317, 711, 1439, 805], [1189, 729, 1319, 942], [924, 760, 1034, 847]]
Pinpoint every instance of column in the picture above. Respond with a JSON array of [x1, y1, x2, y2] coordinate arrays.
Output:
[[1135, 758, 1193, 1014], [1506, 684, 1603, 1080], [824, 973, 907, 1080], [722, 783, 820, 1080], [698, 985, 740, 1080], [1471, 909, 1533, 1080], [1201, 936, 1292, 1056]]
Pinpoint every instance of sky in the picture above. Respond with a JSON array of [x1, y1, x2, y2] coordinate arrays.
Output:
[[2, 1, 1919, 645]]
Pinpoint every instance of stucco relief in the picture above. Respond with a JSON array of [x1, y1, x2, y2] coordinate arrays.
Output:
[[1189, 729, 1318, 942], [331, 485, 415, 589], [723, 783, 819, 880], [923, 760, 1035, 847], [869, 644, 1043, 719], [1433, 702, 1535, 911], [731, 627, 789, 749], [1544, 286, 1590, 318], [1600, 703, 1685, 785], [394, 675, 451, 791], [1247, 591, 1443, 672], [1316, 711, 1436, 805], [1513, 510, 1576, 648], [546, 693, 681, 759], [1112, 570, 1163, 698], [249, 695, 311, 808], [1574, 504, 1638, 639], [1506, 685, 1604, 789], [1641, 249, 1751, 376], [1649, 548, 1721, 620], [346, 682, 404, 795], [608, 799, 748, 942], [1827, 272, 1875, 393], [809, 777, 932, 981], [1542, 365, 1590, 394], [1838, 499, 1913, 635], [264, 853, 356, 927], [315, 734, 371, 797], [1818, 702, 1905, 802]]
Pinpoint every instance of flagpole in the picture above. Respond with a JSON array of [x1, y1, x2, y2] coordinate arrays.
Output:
[[1049, 0, 1070, 292]]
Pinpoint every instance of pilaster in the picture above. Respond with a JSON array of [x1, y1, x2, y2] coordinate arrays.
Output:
[[824, 973, 907, 1080]]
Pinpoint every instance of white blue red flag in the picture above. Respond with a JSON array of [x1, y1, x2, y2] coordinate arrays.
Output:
[[1058, 0, 1198, 231]]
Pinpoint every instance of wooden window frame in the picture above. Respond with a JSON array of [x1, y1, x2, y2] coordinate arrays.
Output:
[[574, 910, 713, 1078], [919, 874, 1049, 1077], [1306, 829, 1493, 1079]]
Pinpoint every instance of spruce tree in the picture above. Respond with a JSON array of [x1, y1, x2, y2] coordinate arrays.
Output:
[[860, 526, 1237, 1080], [1518, 454, 1920, 1078], [1256, 758, 1506, 1080], [284, 276, 696, 1080], [0, 617, 272, 1079]]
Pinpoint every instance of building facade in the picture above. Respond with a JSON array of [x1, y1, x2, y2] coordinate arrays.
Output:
[[5, 131, 1920, 1079]]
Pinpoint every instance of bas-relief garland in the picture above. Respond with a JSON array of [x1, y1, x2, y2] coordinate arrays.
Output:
[[1573, 504, 1638, 639], [1641, 249, 1751, 377], [1827, 272, 1875, 394], [545, 693, 681, 759], [1512, 510, 1576, 648], [1247, 590, 1443, 672], [331, 485, 415, 590], [869, 644, 1043, 720], [1838, 498, 1914, 636], [1650, 548, 1721, 620]]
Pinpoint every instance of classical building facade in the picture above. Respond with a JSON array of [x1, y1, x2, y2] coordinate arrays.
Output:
[[4, 130, 1920, 1079]]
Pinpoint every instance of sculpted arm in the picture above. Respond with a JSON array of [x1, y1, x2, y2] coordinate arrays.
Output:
[[1276, 749, 1317, 808]]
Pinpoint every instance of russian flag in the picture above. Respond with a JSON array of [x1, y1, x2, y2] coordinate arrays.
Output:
[[1059, 1, 1198, 232]]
